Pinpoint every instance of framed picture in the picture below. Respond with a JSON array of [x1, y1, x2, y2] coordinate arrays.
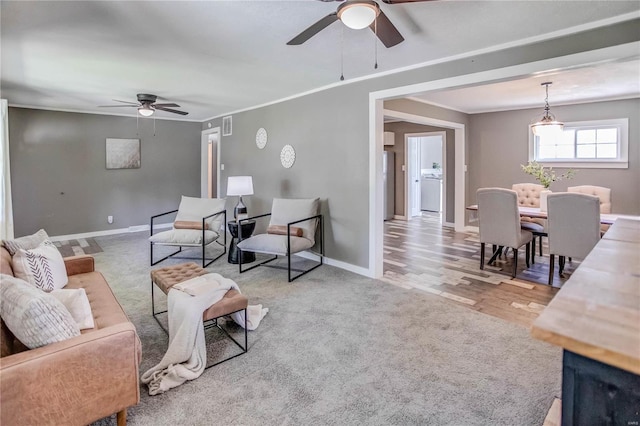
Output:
[[222, 116, 232, 136], [106, 138, 141, 169]]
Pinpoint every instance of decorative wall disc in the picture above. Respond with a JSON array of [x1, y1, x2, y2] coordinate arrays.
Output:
[[280, 144, 295, 168], [256, 127, 267, 149]]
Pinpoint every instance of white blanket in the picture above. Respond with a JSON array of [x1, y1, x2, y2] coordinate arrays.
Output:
[[141, 273, 268, 395]]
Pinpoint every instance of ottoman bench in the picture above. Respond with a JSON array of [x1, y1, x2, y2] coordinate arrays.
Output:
[[150, 262, 248, 367]]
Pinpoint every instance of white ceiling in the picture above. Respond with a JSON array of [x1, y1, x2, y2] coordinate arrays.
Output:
[[2, 1, 639, 121]]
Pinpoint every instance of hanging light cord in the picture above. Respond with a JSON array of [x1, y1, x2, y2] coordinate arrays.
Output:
[[340, 25, 345, 81], [543, 83, 551, 117], [374, 15, 378, 70]]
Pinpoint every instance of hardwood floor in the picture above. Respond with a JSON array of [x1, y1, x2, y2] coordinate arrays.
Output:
[[381, 213, 574, 328]]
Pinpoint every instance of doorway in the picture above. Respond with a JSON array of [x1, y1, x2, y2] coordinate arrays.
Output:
[[405, 132, 445, 223], [201, 128, 221, 198]]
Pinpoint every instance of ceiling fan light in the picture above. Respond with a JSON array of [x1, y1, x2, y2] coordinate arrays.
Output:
[[338, 2, 379, 30], [138, 105, 154, 117]]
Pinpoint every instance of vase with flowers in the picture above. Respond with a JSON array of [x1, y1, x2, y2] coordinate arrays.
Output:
[[520, 161, 576, 211]]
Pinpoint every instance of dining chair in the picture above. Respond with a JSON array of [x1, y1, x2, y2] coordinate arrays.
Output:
[[568, 185, 612, 234], [512, 183, 547, 263], [477, 188, 532, 278], [546, 193, 601, 285]]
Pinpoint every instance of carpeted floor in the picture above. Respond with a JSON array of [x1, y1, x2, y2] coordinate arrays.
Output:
[[91, 231, 561, 426]]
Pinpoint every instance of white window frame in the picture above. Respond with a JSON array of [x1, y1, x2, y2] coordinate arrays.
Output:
[[528, 118, 629, 169]]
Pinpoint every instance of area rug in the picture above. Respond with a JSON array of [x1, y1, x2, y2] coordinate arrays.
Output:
[[53, 237, 103, 257], [91, 232, 561, 426]]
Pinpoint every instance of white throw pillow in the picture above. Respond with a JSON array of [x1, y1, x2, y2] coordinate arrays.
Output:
[[50, 288, 95, 330], [12, 240, 68, 291], [0, 274, 80, 349], [1, 229, 49, 256]]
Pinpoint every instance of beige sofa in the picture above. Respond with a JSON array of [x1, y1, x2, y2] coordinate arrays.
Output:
[[0, 247, 141, 426]]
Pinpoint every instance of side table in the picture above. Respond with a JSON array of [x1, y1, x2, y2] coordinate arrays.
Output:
[[227, 220, 256, 264]]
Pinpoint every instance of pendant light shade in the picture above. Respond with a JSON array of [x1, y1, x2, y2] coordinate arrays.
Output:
[[531, 82, 563, 137], [337, 1, 379, 30]]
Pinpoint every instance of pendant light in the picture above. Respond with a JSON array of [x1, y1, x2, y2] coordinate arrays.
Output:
[[531, 82, 563, 137]]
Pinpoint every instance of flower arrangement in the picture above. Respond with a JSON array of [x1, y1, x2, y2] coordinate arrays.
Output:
[[520, 161, 575, 189]]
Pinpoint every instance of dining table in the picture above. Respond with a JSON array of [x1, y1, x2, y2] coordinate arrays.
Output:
[[466, 204, 638, 225]]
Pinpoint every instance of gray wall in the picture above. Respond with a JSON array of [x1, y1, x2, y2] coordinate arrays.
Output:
[[383, 122, 456, 223], [468, 98, 640, 214], [201, 19, 639, 269], [9, 107, 203, 236]]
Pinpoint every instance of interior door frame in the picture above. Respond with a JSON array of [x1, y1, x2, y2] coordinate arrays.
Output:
[[404, 131, 447, 223], [200, 127, 221, 198]]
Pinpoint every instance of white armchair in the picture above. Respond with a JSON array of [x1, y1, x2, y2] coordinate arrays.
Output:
[[236, 198, 324, 282], [149, 196, 227, 267]]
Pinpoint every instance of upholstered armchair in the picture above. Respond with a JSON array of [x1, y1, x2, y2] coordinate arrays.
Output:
[[568, 185, 612, 234], [236, 198, 324, 282], [477, 188, 532, 278], [546, 193, 601, 285], [149, 196, 227, 268], [512, 183, 547, 262]]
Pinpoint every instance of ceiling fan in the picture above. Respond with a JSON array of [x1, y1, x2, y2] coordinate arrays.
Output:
[[99, 94, 188, 116], [287, 0, 433, 48]]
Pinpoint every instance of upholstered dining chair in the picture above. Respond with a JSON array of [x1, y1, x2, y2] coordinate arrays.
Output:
[[568, 185, 612, 234], [512, 183, 547, 263], [149, 196, 227, 267], [477, 188, 532, 278], [546, 193, 601, 285], [236, 197, 324, 282]]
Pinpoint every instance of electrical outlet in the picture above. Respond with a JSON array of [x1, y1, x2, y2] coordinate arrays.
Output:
[[107, 215, 113, 224]]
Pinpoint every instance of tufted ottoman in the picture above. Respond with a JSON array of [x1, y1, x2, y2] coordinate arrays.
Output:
[[150, 262, 248, 367]]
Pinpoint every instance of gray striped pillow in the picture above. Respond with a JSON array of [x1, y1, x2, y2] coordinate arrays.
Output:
[[12, 241, 68, 291], [2, 229, 49, 256], [0, 274, 80, 349]]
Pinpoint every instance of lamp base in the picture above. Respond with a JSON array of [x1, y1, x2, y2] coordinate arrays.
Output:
[[234, 197, 248, 221]]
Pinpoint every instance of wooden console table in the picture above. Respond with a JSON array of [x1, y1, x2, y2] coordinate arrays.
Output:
[[531, 218, 640, 425]]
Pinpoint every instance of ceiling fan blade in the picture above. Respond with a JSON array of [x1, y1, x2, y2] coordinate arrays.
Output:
[[111, 99, 139, 105], [153, 103, 180, 108], [381, 0, 434, 3], [370, 10, 404, 48], [98, 105, 138, 108], [287, 12, 339, 45], [155, 106, 189, 115]]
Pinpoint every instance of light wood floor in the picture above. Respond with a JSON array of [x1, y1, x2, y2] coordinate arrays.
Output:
[[381, 213, 574, 328]]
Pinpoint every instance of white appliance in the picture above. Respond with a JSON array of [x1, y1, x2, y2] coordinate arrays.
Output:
[[421, 177, 441, 212], [383, 151, 395, 220]]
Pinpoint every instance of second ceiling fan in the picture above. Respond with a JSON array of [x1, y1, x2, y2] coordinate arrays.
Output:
[[287, 0, 432, 48]]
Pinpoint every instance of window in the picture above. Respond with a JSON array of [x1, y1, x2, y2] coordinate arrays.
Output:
[[529, 118, 628, 168]]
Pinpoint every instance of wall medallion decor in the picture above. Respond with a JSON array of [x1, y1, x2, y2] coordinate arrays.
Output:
[[106, 138, 140, 169], [256, 127, 268, 149], [280, 145, 296, 169]]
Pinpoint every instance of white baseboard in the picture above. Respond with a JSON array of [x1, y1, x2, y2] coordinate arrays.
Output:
[[295, 251, 371, 277], [50, 222, 172, 241], [393, 215, 407, 220]]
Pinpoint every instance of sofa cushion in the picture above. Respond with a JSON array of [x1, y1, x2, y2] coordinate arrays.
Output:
[[149, 229, 220, 246], [1, 229, 49, 256], [50, 288, 95, 330], [237, 234, 313, 256], [175, 196, 226, 232], [0, 275, 80, 349], [12, 240, 68, 291], [269, 198, 319, 244]]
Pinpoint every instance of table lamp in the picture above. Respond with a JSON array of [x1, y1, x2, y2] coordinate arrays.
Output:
[[227, 176, 254, 221]]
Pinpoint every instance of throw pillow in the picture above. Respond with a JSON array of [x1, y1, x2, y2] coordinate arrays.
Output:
[[0, 274, 80, 349], [1, 229, 49, 256], [174, 220, 209, 230], [266, 225, 304, 237], [12, 240, 68, 291], [50, 288, 95, 330]]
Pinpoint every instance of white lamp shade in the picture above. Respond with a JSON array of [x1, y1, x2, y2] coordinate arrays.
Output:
[[138, 106, 154, 117], [227, 176, 254, 196], [338, 3, 378, 30]]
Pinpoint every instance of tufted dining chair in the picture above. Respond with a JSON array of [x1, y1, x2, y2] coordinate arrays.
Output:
[[568, 185, 612, 234], [477, 188, 532, 278], [546, 193, 601, 285], [512, 183, 546, 262]]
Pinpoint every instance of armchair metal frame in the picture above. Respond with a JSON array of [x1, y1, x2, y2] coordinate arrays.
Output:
[[237, 213, 324, 282], [150, 209, 227, 268], [151, 281, 247, 368]]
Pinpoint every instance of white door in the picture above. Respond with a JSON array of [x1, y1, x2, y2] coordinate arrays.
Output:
[[408, 137, 421, 217], [201, 128, 220, 198]]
